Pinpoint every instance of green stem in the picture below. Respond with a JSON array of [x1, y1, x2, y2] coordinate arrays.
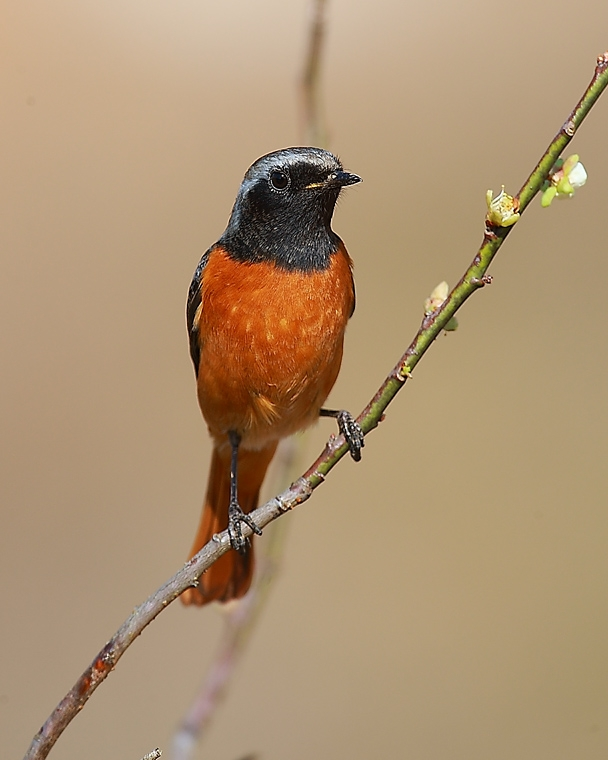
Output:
[[315, 51, 608, 480]]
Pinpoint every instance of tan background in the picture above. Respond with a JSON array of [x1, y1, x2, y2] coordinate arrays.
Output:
[[2, 1, 608, 758]]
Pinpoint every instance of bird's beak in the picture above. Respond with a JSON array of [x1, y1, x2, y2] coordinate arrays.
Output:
[[305, 171, 362, 190], [330, 170, 362, 187]]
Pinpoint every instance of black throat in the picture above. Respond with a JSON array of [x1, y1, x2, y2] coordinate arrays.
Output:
[[219, 186, 342, 272], [220, 225, 340, 272]]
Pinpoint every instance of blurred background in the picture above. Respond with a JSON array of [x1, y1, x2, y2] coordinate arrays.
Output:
[[2, 1, 608, 759]]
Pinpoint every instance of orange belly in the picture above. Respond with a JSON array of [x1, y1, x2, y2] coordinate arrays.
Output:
[[193, 244, 354, 451]]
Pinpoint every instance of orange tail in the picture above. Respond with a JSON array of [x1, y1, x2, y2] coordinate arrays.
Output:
[[181, 442, 278, 606]]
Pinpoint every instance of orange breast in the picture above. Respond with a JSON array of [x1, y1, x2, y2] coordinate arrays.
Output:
[[193, 243, 354, 450]]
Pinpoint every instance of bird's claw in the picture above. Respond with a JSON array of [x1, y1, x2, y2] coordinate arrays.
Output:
[[336, 410, 365, 462], [228, 501, 262, 554]]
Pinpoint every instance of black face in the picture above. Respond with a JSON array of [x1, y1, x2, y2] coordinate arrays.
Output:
[[219, 147, 361, 272]]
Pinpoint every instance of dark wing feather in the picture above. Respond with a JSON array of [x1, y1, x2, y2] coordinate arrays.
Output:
[[186, 247, 211, 376]]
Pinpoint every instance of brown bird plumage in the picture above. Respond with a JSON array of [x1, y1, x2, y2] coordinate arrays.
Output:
[[181, 147, 361, 606]]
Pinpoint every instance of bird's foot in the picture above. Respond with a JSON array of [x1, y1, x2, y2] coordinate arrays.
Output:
[[336, 409, 365, 461], [228, 499, 262, 554], [320, 408, 365, 461]]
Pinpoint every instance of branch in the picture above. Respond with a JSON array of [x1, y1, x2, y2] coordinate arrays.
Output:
[[23, 51, 608, 760], [172, 4, 334, 755], [299, 0, 329, 146]]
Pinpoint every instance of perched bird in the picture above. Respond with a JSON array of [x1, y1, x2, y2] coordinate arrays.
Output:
[[181, 147, 363, 606]]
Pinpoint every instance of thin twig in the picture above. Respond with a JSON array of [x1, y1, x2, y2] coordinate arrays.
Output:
[[171, 4, 333, 755], [172, 5, 327, 760], [299, 0, 329, 146], [22, 51, 608, 760]]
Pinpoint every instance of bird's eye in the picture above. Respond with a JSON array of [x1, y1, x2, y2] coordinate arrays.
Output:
[[269, 169, 289, 191]]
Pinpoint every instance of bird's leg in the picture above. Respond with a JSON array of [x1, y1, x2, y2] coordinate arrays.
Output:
[[227, 430, 262, 553], [319, 408, 365, 462]]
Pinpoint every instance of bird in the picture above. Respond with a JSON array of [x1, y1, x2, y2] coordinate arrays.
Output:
[[181, 146, 363, 606]]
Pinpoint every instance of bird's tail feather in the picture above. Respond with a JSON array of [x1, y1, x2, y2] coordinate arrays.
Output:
[[180, 442, 277, 606]]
